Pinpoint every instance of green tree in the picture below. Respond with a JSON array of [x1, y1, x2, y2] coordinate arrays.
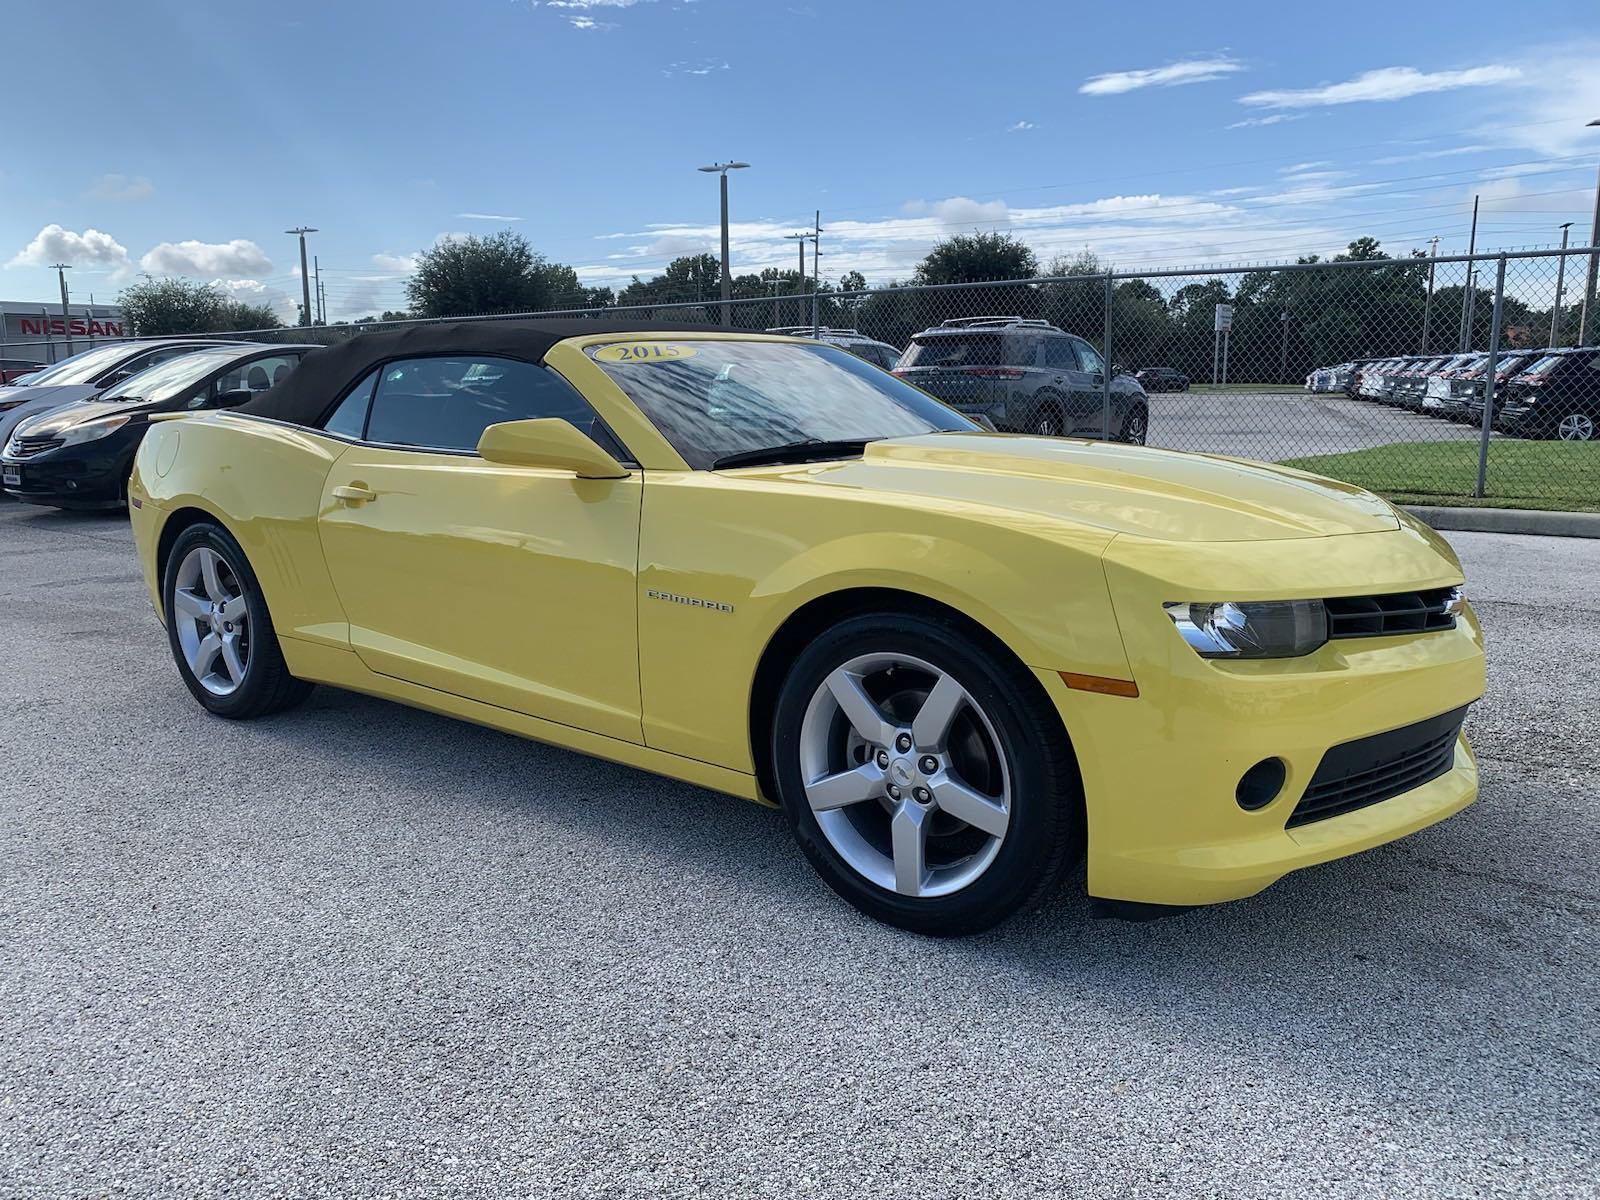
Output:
[[118, 277, 283, 335], [914, 232, 1037, 285], [403, 231, 584, 317]]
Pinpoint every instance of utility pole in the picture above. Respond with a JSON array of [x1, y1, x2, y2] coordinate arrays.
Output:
[[286, 227, 317, 327], [809, 211, 822, 336], [313, 254, 323, 324], [1579, 119, 1600, 345], [698, 161, 749, 326], [50, 263, 73, 355], [1552, 223, 1574, 347], [318, 277, 327, 325], [1458, 195, 1479, 353], [785, 230, 808, 326], [1420, 235, 1440, 352]]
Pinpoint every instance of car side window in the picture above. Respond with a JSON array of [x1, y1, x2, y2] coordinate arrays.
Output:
[[1074, 340, 1106, 375], [206, 354, 304, 409], [363, 355, 606, 454], [321, 368, 380, 439], [1044, 339, 1078, 370]]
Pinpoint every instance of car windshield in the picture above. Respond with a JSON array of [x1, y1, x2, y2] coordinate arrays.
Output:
[[1520, 354, 1564, 375], [101, 348, 239, 405], [21, 343, 147, 386], [587, 339, 977, 470], [899, 335, 1004, 369]]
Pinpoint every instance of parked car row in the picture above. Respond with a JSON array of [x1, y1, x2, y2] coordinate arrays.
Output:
[[1, 340, 314, 508], [1311, 348, 1600, 441]]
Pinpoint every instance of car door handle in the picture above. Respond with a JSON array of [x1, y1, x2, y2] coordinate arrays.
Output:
[[332, 483, 376, 504]]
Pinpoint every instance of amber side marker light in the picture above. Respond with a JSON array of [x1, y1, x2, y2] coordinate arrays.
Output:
[[1060, 672, 1139, 699]]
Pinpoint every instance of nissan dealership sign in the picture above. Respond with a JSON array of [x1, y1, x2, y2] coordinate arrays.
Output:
[[1, 300, 127, 362]]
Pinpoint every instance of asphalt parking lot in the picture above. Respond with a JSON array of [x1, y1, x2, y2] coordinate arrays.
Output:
[[2, 500, 1595, 1199], [1148, 390, 1486, 459]]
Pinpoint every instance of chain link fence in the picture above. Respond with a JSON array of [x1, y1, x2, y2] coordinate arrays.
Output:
[[5, 246, 1596, 511]]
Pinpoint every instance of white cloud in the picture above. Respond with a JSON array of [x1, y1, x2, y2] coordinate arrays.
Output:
[[1080, 56, 1243, 96], [663, 59, 729, 76], [902, 196, 1011, 226], [212, 278, 297, 322], [6, 224, 131, 272], [86, 173, 154, 201], [1007, 120, 1037, 133], [140, 238, 273, 278], [1475, 176, 1594, 215], [1472, 44, 1600, 157], [456, 212, 525, 221], [1226, 113, 1303, 129], [372, 251, 419, 274], [1280, 161, 1332, 174], [1371, 143, 1492, 165], [1240, 64, 1520, 108]]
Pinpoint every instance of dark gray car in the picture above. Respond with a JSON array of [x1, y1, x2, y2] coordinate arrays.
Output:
[[0, 339, 236, 454], [892, 317, 1148, 443]]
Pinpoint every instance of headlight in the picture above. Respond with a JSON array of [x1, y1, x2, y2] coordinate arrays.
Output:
[[1164, 600, 1328, 659], [55, 415, 131, 447]]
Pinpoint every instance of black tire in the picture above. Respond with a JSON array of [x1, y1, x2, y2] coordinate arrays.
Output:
[[1030, 395, 1064, 437], [770, 611, 1082, 936], [162, 521, 313, 719], [1119, 402, 1149, 445], [1552, 410, 1597, 442]]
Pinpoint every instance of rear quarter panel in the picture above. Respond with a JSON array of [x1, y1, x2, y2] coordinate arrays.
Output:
[[131, 414, 347, 648]]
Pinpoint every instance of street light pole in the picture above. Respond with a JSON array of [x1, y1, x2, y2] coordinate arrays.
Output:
[[785, 230, 808, 326], [50, 263, 72, 355], [1459, 195, 1480, 353], [286, 227, 317, 327], [1552, 222, 1574, 347], [1578, 120, 1600, 346], [698, 161, 749, 326]]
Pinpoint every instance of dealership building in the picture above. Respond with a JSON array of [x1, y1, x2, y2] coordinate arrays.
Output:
[[1, 299, 129, 366]]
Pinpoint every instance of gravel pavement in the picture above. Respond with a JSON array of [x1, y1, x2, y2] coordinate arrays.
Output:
[[1, 501, 1595, 1199]]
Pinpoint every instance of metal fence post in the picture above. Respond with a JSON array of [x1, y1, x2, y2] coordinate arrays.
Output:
[[1475, 255, 1507, 500], [1100, 271, 1114, 439]]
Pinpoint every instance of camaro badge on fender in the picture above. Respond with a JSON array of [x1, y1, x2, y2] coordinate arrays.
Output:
[[647, 588, 734, 614]]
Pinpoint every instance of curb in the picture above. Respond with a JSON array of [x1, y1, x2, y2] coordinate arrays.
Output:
[[1404, 505, 1600, 539]]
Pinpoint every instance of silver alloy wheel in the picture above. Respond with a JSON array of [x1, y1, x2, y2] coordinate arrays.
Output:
[[1557, 413, 1595, 441], [798, 652, 1011, 898], [1125, 409, 1148, 443], [172, 546, 251, 696]]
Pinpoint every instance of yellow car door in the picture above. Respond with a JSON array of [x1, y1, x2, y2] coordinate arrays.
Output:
[[315, 354, 644, 743]]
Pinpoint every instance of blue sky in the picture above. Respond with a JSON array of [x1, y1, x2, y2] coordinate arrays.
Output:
[[2, 0, 1597, 321]]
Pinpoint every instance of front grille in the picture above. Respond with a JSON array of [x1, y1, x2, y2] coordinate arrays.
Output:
[[1324, 586, 1459, 639], [7, 434, 63, 459], [1289, 706, 1467, 827]]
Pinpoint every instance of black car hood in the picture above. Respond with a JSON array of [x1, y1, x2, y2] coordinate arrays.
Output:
[[19, 397, 152, 436], [0, 382, 102, 411]]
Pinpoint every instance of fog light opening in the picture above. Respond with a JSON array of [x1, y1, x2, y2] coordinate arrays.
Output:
[[1237, 758, 1286, 811]]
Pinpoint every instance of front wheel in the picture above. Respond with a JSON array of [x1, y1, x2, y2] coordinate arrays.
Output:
[[771, 612, 1082, 935], [1555, 411, 1597, 441], [1119, 403, 1149, 445], [163, 522, 313, 719]]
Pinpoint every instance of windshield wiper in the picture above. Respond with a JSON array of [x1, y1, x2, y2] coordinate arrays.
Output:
[[711, 438, 877, 471]]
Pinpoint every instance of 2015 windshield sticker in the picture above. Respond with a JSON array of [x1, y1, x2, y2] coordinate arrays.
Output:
[[594, 342, 698, 364]]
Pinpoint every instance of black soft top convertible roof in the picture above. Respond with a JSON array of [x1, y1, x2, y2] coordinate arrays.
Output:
[[236, 318, 726, 428]]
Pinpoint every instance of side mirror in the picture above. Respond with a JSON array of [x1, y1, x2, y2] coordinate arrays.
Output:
[[477, 418, 629, 479]]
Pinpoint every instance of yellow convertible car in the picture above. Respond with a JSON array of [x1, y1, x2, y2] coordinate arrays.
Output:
[[128, 320, 1485, 933]]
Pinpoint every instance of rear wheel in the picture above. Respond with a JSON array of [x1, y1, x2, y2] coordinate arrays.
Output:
[[163, 522, 313, 719], [771, 612, 1081, 935]]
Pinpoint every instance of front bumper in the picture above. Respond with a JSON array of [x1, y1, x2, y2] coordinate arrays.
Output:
[[0, 452, 125, 509], [1049, 523, 1485, 908]]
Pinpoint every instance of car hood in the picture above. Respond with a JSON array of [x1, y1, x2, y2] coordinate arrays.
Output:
[[0, 382, 101, 412], [744, 433, 1400, 543], [19, 397, 150, 436]]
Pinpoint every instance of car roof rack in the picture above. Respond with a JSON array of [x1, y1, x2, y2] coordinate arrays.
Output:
[[764, 326, 873, 338], [933, 316, 1062, 331]]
